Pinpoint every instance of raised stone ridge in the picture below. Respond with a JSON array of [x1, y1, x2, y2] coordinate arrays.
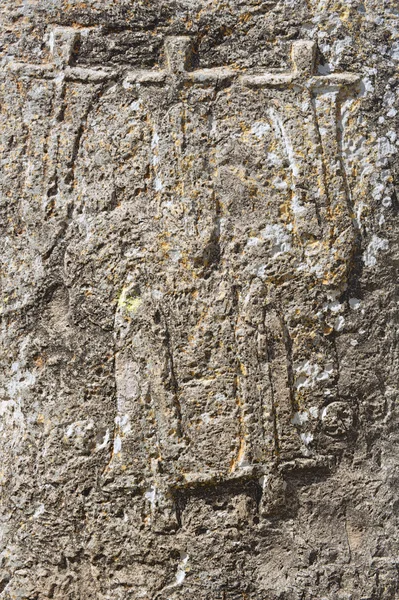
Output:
[[6, 28, 360, 92]]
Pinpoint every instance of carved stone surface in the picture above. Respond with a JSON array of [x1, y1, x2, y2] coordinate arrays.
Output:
[[0, 1, 398, 599]]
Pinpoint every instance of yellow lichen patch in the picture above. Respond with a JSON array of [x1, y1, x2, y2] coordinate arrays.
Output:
[[124, 297, 143, 313], [160, 239, 171, 253], [239, 12, 252, 23], [279, 201, 291, 218], [230, 436, 246, 473], [118, 287, 143, 315]]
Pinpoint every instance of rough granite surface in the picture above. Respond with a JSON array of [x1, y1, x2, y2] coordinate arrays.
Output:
[[0, 1, 398, 598]]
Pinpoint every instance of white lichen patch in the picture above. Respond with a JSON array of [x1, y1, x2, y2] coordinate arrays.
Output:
[[260, 224, 292, 256], [48, 30, 55, 54], [33, 504, 45, 519], [151, 131, 160, 167], [334, 315, 345, 332], [144, 485, 157, 511], [113, 434, 122, 454], [96, 428, 110, 451], [320, 406, 329, 421], [318, 363, 334, 380], [65, 419, 94, 439], [201, 412, 211, 424], [256, 265, 268, 279], [299, 430, 314, 457], [300, 432, 314, 446], [268, 108, 300, 178], [168, 249, 182, 262], [151, 131, 159, 150], [130, 99, 142, 112], [115, 414, 131, 436], [110, 412, 131, 457], [250, 121, 271, 139], [154, 176, 164, 192], [175, 552, 190, 586], [363, 235, 389, 267], [291, 196, 307, 218], [6, 363, 36, 399], [0, 399, 25, 448], [349, 298, 362, 310], [294, 360, 334, 390], [272, 176, 288, 190], [151, 289, 164, 301], [324, 300, 344, 313], [291, 411, 309, 426], [246, 236, 261, 247]]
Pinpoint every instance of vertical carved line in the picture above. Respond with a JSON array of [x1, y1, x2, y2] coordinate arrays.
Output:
[[277, 309, 298, 415], [160, 306, 184, 440], [230, 284, 248, 472], [309, 90, 334, 233]]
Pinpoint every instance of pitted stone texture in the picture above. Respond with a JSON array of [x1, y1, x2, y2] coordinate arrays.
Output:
[[0, 2, 398, 599]]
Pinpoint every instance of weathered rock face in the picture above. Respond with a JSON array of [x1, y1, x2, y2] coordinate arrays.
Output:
[[0, 1, 398, 598]]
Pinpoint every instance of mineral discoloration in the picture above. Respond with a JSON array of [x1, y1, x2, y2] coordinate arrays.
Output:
[[0, 1, 398, 598]]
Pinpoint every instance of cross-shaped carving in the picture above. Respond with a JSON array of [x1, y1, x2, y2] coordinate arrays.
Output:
[[241, 39, 360, 90], [7, 28, 360, 93], [8, 27, 117, 83]]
